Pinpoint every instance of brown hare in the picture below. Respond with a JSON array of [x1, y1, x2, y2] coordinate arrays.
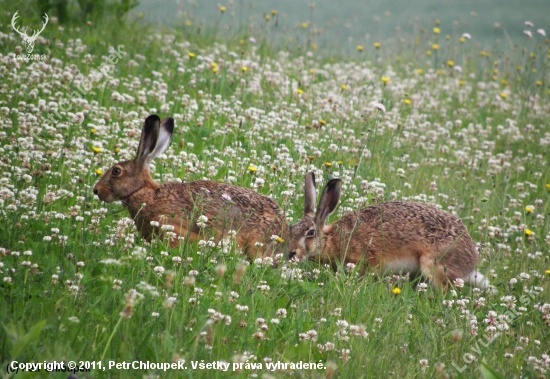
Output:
[[93, 115, 286, 258], [287, 171, 488, 289]]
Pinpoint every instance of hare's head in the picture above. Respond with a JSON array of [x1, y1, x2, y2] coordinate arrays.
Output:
[[287, 172, 341, 261], [93, 115, 174, 203]]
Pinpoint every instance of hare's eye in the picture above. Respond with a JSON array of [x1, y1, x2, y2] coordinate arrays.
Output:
[[111, 167, 122, 176], [305, 229, 316, 237]]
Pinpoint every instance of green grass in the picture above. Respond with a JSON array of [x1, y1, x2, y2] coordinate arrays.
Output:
[[0, 2, 549, 378]]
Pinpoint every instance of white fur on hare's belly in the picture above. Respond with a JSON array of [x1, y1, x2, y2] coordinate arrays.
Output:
[[381, 258, 420, 274]]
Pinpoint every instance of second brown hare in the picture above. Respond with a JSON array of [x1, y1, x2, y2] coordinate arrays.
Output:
[[93, 115, 286, 258], [287, 172, 488, 289]]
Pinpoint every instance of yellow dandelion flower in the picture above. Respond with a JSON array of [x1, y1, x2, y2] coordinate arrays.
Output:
[[433, 27, 441, 34], [435, 19, 440, 25], [404, 99, 411, 105], [114, 146, 120, 154], [188, 52, 195, 58], [417, 68, 423, 75], [212, 67, 219, 74], [90, 128, 97, 134], [308, 155, 315, 161], [341, 84, 347, 90], [432, 44, 439, 50], [297, 88, 304, 95], [524, 229, 533, 236], [459, 80, 465, 86], [546, 184, 550, 190], [319, 119, 327, 125], [92, 146, 102, 154], [312, 43, 317, 50], [265, 15, 270, 21], [536, 80, 542, 86], [247, 166, 258, 173], [241, 66, 248, 72], [211, 62, 218, 68], [460, 37, 466, 43], [271, 10, 278, 15], [185, 20, 192, 26], [337, 161, 343, 165], [392, 287, 401, 295], [374, 42, 381, 49], [546, 269, 550, 275], [324, 162, 332, 167], [525, 205, 534, 213], [447, 60, 454, 67], [532, 68, 537, 73], [357, 45, 364, 52], [500, 92, 507, 99], [95, 169, 103, 176], [301, 22, 308, 28], [381, 76, 390, 84], [445, 34, 450, 40], [501, 80, 508, 86], [426, 50, 432, 56], [276, 237, 284, 244], [395, 56, 401, 62], [219, 6, 226, 12]]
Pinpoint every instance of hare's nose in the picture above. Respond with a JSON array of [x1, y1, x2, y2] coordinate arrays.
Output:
[[93, 188, 98, 195]]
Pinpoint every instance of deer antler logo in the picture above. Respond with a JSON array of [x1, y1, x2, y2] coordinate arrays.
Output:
[[11, 11, 49, 55]]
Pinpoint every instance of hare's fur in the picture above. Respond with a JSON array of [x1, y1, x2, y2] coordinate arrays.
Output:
[[93, 115, 285, 257], [287, 172, 487, 289]]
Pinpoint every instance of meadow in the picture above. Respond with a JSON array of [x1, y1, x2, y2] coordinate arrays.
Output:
[[0, 3, 549, 378]]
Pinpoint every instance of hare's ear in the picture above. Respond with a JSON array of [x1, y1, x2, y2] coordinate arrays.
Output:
[[135, 115, 161, 170], [147, 117, 174, 162], [304, 171, 316, 218], [315, 179, 341, 226]]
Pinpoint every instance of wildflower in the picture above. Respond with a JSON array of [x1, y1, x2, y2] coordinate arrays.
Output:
[[446, 60, 454, 67], [188, 52, 195, 59], [241, 66, 248, 72], [271, 10, 277, 15], [296, 88, 304, 95], [545, 270, 550, 275], [219, 6, 226, 12], [433, 27, 440, 34], [340, 84, 347, 90], [416, 68, 423, 74], [114, 146, 120, 154], [460, 37, 466, 43], [91, 146, 102, 154], [247, 166, 258, 173], [381, 76, 390, 84], [95, 169, 103, 176], [324, 162, 333, 167], [357, 45, 364, 51], [524, 229, 533, 236], [374, 103, 386, 112], [525, 205, 534, 213], [536, 80, 542, 86], [374, 42, 381, 48], [404, 99, 411, 105], [537, 28, 546, 36], [500, 92, 507, 99], [301, 22, 307, 28], [392, 287, 401, 295], [320, 119, 327, 125], [276, 237, 284, 244], [90, 128, 97, 134], [432, 44, 439, 50]]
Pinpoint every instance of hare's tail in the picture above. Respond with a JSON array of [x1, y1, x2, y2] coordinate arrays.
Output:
[[466, 271, 489, 289]]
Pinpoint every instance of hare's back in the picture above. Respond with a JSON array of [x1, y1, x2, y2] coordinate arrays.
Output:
[[340, 201, 473, 245]]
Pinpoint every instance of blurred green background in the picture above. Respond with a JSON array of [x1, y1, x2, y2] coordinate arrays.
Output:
[[137, 0, 550, 50]]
